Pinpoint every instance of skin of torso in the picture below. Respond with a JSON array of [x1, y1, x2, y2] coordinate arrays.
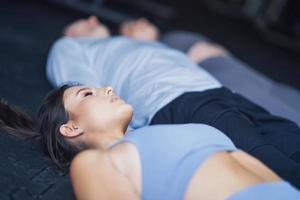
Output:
[[108, 142, 281, 200], [70, 142, 281, 200]]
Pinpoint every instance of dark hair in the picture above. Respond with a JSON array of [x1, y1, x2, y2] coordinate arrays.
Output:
[[0, 83, 87, 170], [37, 83, 87, 169], [0, 99, 38, 139]]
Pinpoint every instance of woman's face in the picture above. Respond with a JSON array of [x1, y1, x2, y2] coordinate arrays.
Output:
[[63, 86, 133, 135]]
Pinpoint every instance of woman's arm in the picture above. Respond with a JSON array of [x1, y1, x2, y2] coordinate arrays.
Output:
[[70, 149, 139, 200]]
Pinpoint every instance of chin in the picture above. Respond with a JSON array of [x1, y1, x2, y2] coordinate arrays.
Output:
[[124, 104, 134, 117], [115, 103, 133, 126], [122, 104, 134, 121]]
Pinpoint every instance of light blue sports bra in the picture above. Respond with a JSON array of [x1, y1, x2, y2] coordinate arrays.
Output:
[[114, 124, 237, 200]]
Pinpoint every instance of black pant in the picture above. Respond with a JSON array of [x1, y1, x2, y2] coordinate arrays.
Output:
[[150, 87, 300, 188]]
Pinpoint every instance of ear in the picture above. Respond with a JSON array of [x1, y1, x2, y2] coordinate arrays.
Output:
[[59, 121, 84, 138]]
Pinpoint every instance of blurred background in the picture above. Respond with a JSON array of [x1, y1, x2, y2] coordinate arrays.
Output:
[[0, 0, 300, 114], [0, 0, 300, 199]]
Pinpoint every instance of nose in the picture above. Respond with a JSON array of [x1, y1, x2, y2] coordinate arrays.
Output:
[[104, 86, 113, 96]]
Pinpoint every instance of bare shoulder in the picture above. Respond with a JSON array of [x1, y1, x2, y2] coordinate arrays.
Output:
[[109, 142, 141, 173], [109, 142, 138, 157], [70, 148, 140, 200], [69, 150, 108, 185], [71, 149, 106, 168], [70, 143, 139, 174], [109, 142, 142, 194]]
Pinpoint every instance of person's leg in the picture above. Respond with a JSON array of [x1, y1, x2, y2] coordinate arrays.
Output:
[[160, 31, 300, 125], [160, 30, 210, 52], [250, 145, 300, 187], [160, 31, 229, 63], [150, 88, 300, 188], [152, 88, 300, 156], [200, 56, 300, 124], [158, 30, 300, 184]]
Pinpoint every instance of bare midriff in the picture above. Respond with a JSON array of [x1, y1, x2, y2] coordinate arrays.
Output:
[[184, 151, 281, 200]]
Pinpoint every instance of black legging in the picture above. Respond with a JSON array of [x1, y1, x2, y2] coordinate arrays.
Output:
[[150, 87, 300, 188]]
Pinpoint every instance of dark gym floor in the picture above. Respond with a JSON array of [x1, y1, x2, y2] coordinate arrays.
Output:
[[0, 0, 299, 199]]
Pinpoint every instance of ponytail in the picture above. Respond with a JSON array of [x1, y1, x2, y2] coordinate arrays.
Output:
[[0, 99, 38, 139], [0, 83, 85, 170]]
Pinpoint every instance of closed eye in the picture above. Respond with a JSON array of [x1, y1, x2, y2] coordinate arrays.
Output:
[[83, 91, 93, 97]]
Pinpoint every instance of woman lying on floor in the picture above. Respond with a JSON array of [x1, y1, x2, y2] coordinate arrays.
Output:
[[2, 84, 300, 200], [1, 16, 300, 199], [46, 16, 300, 187]]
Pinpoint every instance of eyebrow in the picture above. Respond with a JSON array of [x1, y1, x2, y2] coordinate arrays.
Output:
[[75, 87, 90, 96]]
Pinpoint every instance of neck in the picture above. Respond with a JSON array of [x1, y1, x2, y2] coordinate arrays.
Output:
[[86, 130, 125, 149]]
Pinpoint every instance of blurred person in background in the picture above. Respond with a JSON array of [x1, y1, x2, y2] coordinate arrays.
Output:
[[46, 16, 300, 187]]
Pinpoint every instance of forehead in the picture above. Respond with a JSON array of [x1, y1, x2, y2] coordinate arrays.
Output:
[[63, 86, 84, 110], [63, 86, 83, 100]]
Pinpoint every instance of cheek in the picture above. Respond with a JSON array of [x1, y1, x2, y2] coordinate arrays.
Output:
[[78, 100, 114, 127]]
